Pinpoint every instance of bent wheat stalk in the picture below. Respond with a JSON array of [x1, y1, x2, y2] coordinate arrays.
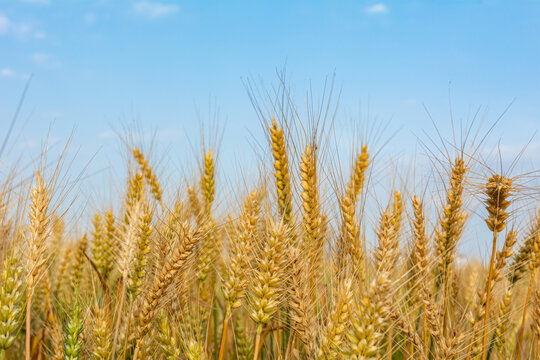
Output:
[[132, 223, 201, 360]]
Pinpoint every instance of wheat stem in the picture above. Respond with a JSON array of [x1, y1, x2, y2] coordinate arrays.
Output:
[[218, 314, 230, 360], [516, 268, 535, 360], [481, 230, 498, 360]]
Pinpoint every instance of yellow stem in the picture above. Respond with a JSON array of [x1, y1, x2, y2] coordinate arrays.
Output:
[[111, 280, 126, 360], [387, 326, 393, 359], [408, 338, 414, 359], [132, 345, 140, 360], [516, 268, 535, 360], [481, 231, 498, 360], [25, 292, 33, 360], [218, 313, 230, 360], [253, 325, 262, 360], [422, 302, 428, 350]]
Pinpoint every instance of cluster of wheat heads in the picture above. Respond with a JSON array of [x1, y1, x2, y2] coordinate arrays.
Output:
[[0, 117, 539, 360]]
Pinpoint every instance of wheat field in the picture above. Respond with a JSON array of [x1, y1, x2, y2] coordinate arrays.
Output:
[[0, 94, 539, 360]]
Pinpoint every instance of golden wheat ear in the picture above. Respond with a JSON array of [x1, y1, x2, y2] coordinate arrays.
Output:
[[156, 309, 181, 360], [479, 175, 513, 360], [0, 250, 24, 357], [318, 278, 353, 360], [337, 145, 369, 281], [219, 190, 261, 360], [346, 206, 397, 358], [132, 147, 164, 205], [515, 207, 540, 360], [25, 171, 55, 360], [287, 246, 317, 357], [91, 305, 112, 360], [132, 223, 201, 359], [249, 218, 288, 360], [433, 157, 468, 287], [269, 118, 293, 225]]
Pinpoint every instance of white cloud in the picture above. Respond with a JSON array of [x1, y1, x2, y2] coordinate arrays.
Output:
[[15, 23, 32, 38], [0, 67, 30, 79], [133, 1, 179, 19], [84, 13, 97, 25], [0, 12, 10, 34], [365, 3, 389, 14], [34, 31, 46, 39], [32, 52, 61, 68], [0, 68, 15, 77], [0, 12, 46, 39]]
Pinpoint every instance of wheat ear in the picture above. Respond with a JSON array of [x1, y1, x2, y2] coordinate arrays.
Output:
[[347, 207, 397, 358], [250, 218, 288, 360], [111, 173, 144, 359], [480, 175, 512, 360], [127, 201, 153, 302], [157, 309, 181, 360], [234, 316, 254, 360], [132, 223, 200, 359], [269, 118, 293, 224], [70, 234, 88, 295], [92, 305, 112, 360], [62, 301, 84, 360], [434, 157, 467, 287], [516, 215, 540, 360], [299, 144, 324, 293], [531, 289, 540, 358], [201, 149, 215, 217], [318, 278, 353, 359], [132, 147, 163, 204], [337, 145, 369, 278], [25, 171, 54, 360], [287, 246, 317, 357], [0, 251, 24, 359], [219, 190, 261, 360], [433, 157, 467, 338], [493, 286, 512, 357], [510, 207, 540, 286]]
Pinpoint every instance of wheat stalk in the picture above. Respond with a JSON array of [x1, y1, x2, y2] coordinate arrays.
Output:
[[132, 223, 201, 359], [480, 175, 512, 360], [250, 218, 288, 360], [25, 171, 54, 360]]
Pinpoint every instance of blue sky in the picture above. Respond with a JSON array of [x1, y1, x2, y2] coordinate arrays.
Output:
[[1, 0, 539, 152], [0, 1, 539, 219]]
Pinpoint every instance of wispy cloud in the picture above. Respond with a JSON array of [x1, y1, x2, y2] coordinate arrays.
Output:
[[365, 3, 389, 14], [0, 67, 30, 79], [0, 67, 15, 77], [34, 31, 46, 39], [0, 12, 10, 34], [84, 13, 97, 25], [32, 52, 61, 68], [133, 1, 179, 19], [0, 12, 46, 39]]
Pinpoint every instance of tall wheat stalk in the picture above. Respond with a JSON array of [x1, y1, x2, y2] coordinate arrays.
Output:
[[25, 171, 54, 360], [480, 174, 512, 360]]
